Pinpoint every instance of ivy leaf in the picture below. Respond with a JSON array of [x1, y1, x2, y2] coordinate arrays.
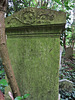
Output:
[[54, 0, 60, 3], [15, 96, 22, 100], [66, 28, 72, 32], [0, 70, 4, 75], [41, 6, 46, 9], [32, 0, 37, 5], [23, 94, 30, 99], [65, 5, 72, 10], [70, 5, 74, 8], [66, 16, 71, 20], [65, 1, 68, 5], [0, 79, 8, 87]]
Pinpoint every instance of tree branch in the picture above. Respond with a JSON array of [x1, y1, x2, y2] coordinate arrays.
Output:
[[0, 0, 21, 98]]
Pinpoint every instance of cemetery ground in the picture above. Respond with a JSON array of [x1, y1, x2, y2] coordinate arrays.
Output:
[[59, 56, 75, 100]]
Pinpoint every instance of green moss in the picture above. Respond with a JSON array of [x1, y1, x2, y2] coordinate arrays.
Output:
[[5, 7, 66, 28], [6, 35, 60, 100], [5, 7, 66, 100]]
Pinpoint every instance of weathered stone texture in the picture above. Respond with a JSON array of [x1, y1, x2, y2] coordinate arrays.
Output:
[[5, 7, 66, 27], [5, 7, 66, 100]]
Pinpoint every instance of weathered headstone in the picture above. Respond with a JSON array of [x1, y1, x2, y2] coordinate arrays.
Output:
[[59, 79, 73, 92], [5, 7, 66, 100], [65, 47, 73, 59]]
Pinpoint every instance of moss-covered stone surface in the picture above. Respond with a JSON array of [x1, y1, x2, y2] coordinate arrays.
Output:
[[5, 7, 66, 100], [6, 36, 60, 100], [5, 7, 66, 28]]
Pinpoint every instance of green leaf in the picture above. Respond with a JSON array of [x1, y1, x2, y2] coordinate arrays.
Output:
[[23, 94, 30, 99], [66, 15, 71, 20], [65, 5, 72, 10], [54, 0, 62, 4], [0, 70, 4, 74], [65, 1, 68, 5], [32, 0, 37, 5], [41, 6, 46, 9], [55, 0, 60, 3], [70, 5, 74, 8], [13, 0, 15, 2], [66, 28, 72, 32], [15, 96, 22, 100], [0, 79, 8, 86]]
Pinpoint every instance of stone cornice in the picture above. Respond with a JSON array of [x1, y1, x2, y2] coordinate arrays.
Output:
[[5, 7, 66, 28]]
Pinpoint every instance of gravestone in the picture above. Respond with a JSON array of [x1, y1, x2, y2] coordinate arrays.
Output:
[[59, 79, 73, 92], [5, 7, 66, 100], [64, 47, 73, 59]]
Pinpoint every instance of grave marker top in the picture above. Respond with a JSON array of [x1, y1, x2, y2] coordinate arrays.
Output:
[[5, 7, 66, 27], [5, 7, 66, 37]]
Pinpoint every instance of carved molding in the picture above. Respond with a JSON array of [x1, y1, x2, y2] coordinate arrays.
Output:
[[36, 14, 54, 24], [7, 8, 55, 25], [22, 10, 35, 24]]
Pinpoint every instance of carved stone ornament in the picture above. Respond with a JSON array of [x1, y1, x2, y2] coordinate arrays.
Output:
[[6, 7, 66, 28], [22, 10, 35, 24], [21, 8, 55, 24], [7, 7, 55, 26], [36, 14, 54, 24]]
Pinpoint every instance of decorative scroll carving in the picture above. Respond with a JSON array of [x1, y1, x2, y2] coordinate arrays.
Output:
[[22, 11, 35, 24], [7, 17, 32, 25], [7, 8, 55, 25], [36, 14, 54, 24]]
